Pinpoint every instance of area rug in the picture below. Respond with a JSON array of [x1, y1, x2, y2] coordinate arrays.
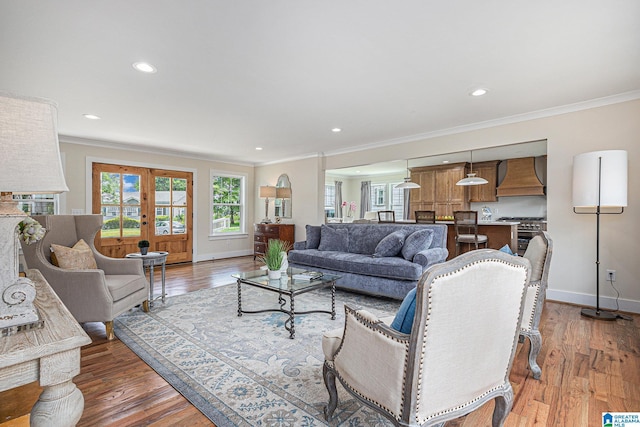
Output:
[[114, 283, 401, 426]]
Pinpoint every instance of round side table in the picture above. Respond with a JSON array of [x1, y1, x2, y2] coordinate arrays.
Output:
[[126, 251, 169, 306]]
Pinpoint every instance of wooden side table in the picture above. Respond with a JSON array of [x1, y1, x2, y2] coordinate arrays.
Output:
[[126, 251, 169, 305], [0, 269, 91, 426]]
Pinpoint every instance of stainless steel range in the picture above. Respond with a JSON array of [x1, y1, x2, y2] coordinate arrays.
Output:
[[497, 217, 547, 252]]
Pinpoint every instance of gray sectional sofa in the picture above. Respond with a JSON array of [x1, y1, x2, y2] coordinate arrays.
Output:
[[287, 223, 448, 300]]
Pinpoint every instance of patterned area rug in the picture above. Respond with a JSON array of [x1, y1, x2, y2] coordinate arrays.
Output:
[[114, 283, 401, 426]]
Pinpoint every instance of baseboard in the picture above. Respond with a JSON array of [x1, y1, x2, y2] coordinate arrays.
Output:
[[547, 289, 640, 314], [194, 249, 253, 263]]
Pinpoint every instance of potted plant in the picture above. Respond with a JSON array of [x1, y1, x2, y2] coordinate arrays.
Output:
[[137, 240, 150, 255], [258, 239, 292, 279]]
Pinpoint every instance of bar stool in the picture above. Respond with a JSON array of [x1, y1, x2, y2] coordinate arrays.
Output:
[[453, 211, 488, 255]]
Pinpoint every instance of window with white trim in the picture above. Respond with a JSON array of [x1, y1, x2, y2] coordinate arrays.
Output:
[[210, 171, 246, 235], [324, 184, 335, 218]]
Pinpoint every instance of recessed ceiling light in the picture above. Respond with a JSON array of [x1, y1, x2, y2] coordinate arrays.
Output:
[[83, 114, 101, 120], [132, 62, 157, 73], [255, 147, 263, 151], [332, 128, 342, 133], [442, 160, 449, 164], [470, 88, 488, 97]]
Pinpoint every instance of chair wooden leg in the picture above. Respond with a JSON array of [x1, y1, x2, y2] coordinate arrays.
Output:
[[323, 363, 339, 421], [492, 385, 514, 427], [526, 330, 543, 380], [142, 300, 150, 312], [104, 321, 115, 340]]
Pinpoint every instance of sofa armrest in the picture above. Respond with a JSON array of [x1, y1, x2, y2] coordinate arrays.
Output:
[[293, 241, 307, 250], [413, 247, 449, 269]]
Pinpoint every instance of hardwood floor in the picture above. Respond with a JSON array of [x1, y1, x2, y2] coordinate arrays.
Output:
[[2, 256, 639, 426]]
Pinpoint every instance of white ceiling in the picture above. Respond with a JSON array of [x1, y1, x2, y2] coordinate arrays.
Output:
[[2, 1, 639, 165]]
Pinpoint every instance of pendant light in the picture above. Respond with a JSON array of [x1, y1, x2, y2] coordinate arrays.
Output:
[[456, 150, 488, 186], [395, 159, 420, 189]]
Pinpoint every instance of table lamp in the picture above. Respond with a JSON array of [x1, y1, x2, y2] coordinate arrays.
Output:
[[0, 92, 69, 334], [259, 185, 276, 223]]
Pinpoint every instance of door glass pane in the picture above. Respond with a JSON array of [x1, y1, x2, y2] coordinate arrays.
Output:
[[155, 177, 171, 205], [100, 172, 141, 238], [172, 207, 186, 234], [172, 178, 187, 206], [101, 173, 121, 204], [101, 206, 121, 238]]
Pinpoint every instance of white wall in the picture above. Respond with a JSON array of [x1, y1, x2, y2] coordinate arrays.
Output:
[[59, 141, 255, 261], [268, 99, 640, 313]]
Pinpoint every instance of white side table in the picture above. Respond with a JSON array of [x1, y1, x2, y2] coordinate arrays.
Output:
[[126, 251, 169, 306]]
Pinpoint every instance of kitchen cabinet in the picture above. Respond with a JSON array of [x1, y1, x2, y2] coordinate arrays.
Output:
[[409, 163, 469, 218], [253, 223, 295, 259], [468, 160, 499, 202]]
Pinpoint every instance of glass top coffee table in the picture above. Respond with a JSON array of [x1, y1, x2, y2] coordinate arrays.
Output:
[[231, 268, 340, 339]]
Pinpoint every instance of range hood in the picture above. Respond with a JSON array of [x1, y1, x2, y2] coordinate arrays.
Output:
[[496, 157, 545, 197]]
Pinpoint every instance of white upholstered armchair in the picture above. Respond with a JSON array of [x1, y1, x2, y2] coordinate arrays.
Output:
[[20, 215, 149, 340], [519, 231, 553, 379], [322, 250, 531, 426]]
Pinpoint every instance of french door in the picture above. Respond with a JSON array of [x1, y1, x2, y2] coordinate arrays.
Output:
[[92, 163, 193, 264]]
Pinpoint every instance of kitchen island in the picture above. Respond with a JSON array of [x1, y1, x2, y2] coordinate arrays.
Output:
[[436, 221, 519, 259]]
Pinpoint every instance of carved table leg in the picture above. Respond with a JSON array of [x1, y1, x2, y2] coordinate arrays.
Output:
[[32, 349, 84, 427]]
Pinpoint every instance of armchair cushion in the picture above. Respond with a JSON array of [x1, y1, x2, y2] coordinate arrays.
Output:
[[401, 229, 434, 261], [50, 239, 98, 270], [390, 286, 417, 334], [105, 275, 147, 301]]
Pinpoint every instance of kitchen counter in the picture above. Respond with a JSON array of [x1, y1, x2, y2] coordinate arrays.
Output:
[[443, 222, 518, 259]]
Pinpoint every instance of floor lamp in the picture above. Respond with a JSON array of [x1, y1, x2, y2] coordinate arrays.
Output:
[[572, 150, 627, 320]]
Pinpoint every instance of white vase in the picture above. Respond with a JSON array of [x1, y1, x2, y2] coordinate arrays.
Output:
[[267, 269, 281, 280], [279, 251, 289, 273]]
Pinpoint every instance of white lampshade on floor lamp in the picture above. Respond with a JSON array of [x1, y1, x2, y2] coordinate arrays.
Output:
[[0, 92, 69, 334], [572, 150, 627, 320]]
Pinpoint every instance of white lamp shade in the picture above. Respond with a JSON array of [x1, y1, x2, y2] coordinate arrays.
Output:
[[0, 92, 69, 194], [572, 150, 627, 207]]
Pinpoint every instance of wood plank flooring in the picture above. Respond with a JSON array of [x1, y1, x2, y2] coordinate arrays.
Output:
[[1, 256, 639, 426]]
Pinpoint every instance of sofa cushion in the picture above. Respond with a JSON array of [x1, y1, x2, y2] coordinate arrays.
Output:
[[390, 286, 417, 333], [50, 239, 98, 270], [287, 249, 423, 281], [318, 225, 349, 252], [373, 230, 407, 257], [401, 229, 434, 261], [305, 225, 322, 249]]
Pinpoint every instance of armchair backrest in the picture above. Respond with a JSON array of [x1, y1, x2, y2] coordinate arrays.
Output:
[[406, 249, 531, 424], [520, 231, 553, 332], [23, 215, 103, 268]]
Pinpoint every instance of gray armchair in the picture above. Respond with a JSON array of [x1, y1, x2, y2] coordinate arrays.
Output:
[[322, 249, 531, 426], [20, 215, 149, 340], [520, 231, 553, 379]]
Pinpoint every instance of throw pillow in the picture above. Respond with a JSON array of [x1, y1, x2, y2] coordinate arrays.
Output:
[[50, 239, 98, 270], [499, 244, 514, 255], [305, 225, 322, 249], [373, 230, 407, 257], [317, 225, 349, 252], [401, 229, 434, 261], [390, 287, 417, 334]]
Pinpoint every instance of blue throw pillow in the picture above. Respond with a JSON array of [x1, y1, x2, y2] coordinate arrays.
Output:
[[390, 287, 417, 334], [318, 225, 349, 252], [401, 229, 434, 261], [305, 225, 322, 249], [373, 230, 407, 257], [499, 244, 514, 255]]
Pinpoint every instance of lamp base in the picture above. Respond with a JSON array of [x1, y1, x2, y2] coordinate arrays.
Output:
[[580, 308, 617, 321]]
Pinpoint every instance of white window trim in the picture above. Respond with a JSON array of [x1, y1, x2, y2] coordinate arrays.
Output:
[[209, 169, 248, 239]]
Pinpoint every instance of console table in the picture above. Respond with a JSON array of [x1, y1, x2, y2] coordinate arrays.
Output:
[[0, 269, 91, 426]]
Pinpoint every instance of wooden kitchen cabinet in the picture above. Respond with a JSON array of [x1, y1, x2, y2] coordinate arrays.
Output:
[[253, 223, 295, 259], [468, 160, 500, 202], [409, 163, 469, 218]]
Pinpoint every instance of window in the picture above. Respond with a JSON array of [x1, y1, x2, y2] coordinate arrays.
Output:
[[13, 194, 59, 215], [211, 171, 246, 235], [390, 183, 405, 220], [368, 184, 386, 212], [324, 184, 335, 218]]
